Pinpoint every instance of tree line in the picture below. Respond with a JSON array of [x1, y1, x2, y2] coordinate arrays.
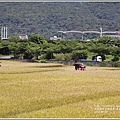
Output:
[[0, 34, 120, 64]]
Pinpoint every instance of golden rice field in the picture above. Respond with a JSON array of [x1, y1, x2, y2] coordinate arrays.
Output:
[[0, 60, 120, 118]]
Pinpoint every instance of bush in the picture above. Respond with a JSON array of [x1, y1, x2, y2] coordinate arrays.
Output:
[[55, 53, 65, 61], [72, 50, 88, 60], [64, 53, 72, 60], [111, 61, 120, 67], [112, 55, 119, 62], [45, 51, 54, 60], [86, 62, 93, 66], [40, 60, 47, 63], [100, 61, 108, 67]]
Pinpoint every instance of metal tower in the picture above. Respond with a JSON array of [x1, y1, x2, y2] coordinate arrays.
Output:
[[1, 26, 8, 40]]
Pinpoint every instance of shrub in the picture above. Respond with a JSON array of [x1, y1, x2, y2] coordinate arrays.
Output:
[[72, 50, 88, 60], [64, 53, 72, 60], [45, 51, 54, 60], [38, 54, 46, 60], [40, 60, 47, 63], [55, 53, 65, 61], [86, 62, 93, 66], [112, 55, 119, 62], [100, 61, 108, 67], [111, 61, 120, 67]]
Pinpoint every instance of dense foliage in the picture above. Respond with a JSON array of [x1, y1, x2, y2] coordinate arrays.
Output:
[[0, 34, 120, 63]]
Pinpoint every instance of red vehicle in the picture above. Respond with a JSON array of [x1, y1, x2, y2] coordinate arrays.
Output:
[[73, 61, 86, 71]]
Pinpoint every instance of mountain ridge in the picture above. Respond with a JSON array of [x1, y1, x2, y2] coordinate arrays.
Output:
[[0, 2, 120, 39]]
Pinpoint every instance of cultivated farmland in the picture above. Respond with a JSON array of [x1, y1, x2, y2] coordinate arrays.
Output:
[[0, 60, 120, 118]]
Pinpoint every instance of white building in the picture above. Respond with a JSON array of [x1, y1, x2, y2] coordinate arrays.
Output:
[[19, 35, 28, 40], [96, 56, 102, 62], [50, 36, 62, 40]]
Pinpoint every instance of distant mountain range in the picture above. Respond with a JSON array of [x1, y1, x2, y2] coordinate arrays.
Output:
[[0, 2, 120, 39]]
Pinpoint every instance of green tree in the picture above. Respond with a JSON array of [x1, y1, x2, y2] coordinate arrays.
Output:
[[72, 50, 88, 60], [24, 42, 41, 60], [9, 35, 21, 43], [0, 41, 10, 55], [112, 55, 119, 62], [29, 34, 46, 44], [8, 42, 28, 59], [8, 42, 20, 58]]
